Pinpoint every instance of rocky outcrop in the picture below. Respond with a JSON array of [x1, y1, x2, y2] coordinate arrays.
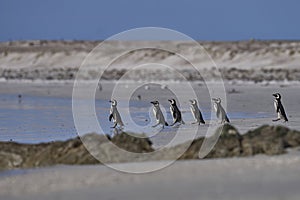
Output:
[[179, 124, 300, 160], [0, 125, 300, 170], [0, 133, 153, 170]]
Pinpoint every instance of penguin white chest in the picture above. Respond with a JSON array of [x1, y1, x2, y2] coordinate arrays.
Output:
[[153, 107, 158, 117], [190, 105, 196, 117], [170, 106, 174, 116], [213, 103, 218, 112], [274, 101, 278, 112]]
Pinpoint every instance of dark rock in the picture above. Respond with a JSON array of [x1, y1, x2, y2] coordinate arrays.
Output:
[[179, 124, 300, 160], [1, 125, 300, 170], [241, 125, 286, 156], [180, 124, 242, 159], [0, 132, 154, 170], [111, 133, 153, 153], [206, 124, 243, 158]]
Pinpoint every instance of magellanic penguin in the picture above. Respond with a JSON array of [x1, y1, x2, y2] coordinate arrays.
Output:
[[189, 99, 205, 125], [150, 101, 168, 128], [109, 99, 124, 128], [168, 99, 185, 126], [212, 98, 230, 123], [272, 93, 288, 122]]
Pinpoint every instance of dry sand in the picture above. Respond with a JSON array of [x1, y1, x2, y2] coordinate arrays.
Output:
[[1, 40, 300, 81], [0, 149, 300, 200]]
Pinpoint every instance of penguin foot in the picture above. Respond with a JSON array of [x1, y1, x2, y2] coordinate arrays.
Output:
[[152, 123, 160, 128], [272, 118, 280, 122]]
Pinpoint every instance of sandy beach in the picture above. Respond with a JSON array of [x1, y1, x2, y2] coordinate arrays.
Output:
[[1, 150, 300, 200], [1, 40, 300, 200]]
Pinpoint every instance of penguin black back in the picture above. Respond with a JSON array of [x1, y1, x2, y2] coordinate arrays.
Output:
[[168, 99, 184, 125], [273, 93, 288, 122]]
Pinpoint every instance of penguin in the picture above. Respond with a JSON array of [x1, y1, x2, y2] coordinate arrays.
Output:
[[150, 101, 168, 128], [109, 99, 124, 128], [272, 93, 288, 122], [168, 99, 185, 126], [189, 99, 205, 125], [212, 98, 230, 123]]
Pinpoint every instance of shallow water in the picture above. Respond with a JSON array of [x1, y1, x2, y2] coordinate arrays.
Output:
[[0, 93, 267, 144]]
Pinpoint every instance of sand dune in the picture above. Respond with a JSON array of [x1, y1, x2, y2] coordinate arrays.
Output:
[[1, 40, 300, 81]]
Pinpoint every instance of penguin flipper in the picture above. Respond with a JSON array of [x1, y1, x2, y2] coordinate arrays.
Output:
[[172, 110, 178, 122], [276, 104, 280, 113], [216, 107, 221, 118], [199, 112, 205, 124], [109, 114, 113, 122], [279, 104, 288, 122], [225, 115, 230, 123]]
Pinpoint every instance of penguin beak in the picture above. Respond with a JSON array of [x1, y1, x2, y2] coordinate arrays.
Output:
[[109, 100, 112, 103], [150, 101, 154, 104], [189, 100, 193, 103], [212, 98, 216, 101], [168, 99, 172, 103], [272, 94, 276, 97]]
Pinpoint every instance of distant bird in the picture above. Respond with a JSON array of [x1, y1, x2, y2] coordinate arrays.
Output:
[[137, 94, 142, 101], [189, 99, 205, 125], [272, 93, 288, 122], [18, 94, 22, 104], [150, 101, 168, 128], [109, 99, 124, 128], [168, 99, 185, 126], [212, 98, 230, 123], [98, 83, 102, 91]]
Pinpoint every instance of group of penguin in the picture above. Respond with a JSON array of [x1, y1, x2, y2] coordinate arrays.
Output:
[[109, 92, 288, 129]]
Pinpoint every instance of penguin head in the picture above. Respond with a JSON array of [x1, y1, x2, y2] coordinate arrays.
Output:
[[109, 99, 117, 106], [212, 98, 221, 104], [272, 93, 281, 100], [150, 101, 159, 106], [168, 99, 176, 105], [189, 99, 197, 105]]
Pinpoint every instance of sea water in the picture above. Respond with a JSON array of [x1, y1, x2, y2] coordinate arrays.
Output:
[[0, 93, 267, 144]]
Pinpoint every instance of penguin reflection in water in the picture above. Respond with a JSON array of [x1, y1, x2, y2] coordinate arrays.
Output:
[[189, 99, 205, 125], [272, 93, 288, 122], [168, 99, 185, 126], [212, 98, 230, 124], [109, 99, 124, 128], [150, 101, 169, 128]]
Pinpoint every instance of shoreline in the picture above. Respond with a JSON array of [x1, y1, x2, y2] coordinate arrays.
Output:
[[0, 80, 300, 145]]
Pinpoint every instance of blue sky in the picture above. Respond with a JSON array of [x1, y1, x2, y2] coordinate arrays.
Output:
[[0, 0, 299, 41]]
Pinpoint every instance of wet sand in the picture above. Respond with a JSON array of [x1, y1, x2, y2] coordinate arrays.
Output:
[[0, 80, 299, 146]]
